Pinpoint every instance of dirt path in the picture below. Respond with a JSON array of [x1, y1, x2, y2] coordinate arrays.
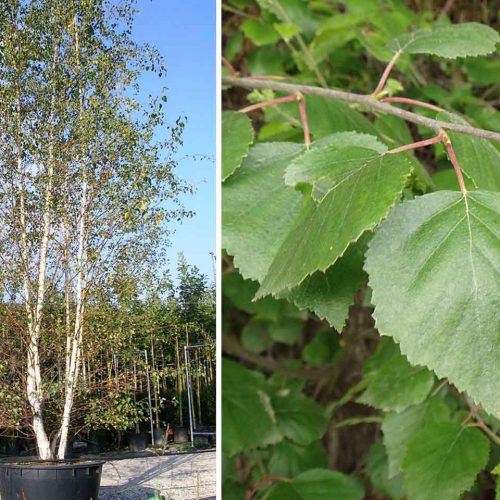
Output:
[[98, 450, 216, 499]]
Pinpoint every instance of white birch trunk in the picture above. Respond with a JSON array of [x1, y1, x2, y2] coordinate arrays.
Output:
[[24, 39, 59, 460], [56, 11, 87, 459], [57, 183, 87, 459]]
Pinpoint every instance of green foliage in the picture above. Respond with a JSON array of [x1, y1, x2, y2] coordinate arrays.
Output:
[[437, 112, 500, 191], [223, 1, 499, 498], [388, 23, 499, 59], [223, 143, 303, 281], [222, 111, 254, 180], [366, 191, 500, 417], [222, 359, 281, 456], [266, 469, 364, 500], [402, 422, 490, 500], [359, 338, 435, 412]]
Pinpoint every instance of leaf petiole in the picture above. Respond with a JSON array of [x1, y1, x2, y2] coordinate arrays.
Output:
[[386, 134, 443, 155], [238, 94, 300, 114], [372, 50, 402, 96], [381, 96, 444, 112]]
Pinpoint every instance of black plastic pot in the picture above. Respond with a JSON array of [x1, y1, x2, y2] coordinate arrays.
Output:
[[0, 459, 104, 500], [0, 438, 20, 457], [152, 428, 167, 447], [173, 426, 188, 444], [127, 432, 147, 451]]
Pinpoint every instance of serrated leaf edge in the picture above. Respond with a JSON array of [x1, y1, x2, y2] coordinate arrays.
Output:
[[365, 191, 500, 417], [255, 154, 415, 300]]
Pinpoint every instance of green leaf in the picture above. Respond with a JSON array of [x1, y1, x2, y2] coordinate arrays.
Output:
[[359, 338, 435, 412], [302, 330, 340, 366], [268, 440, 328, 478], [493, 463, 500, 499], [305, 96, 378, 138], [285, 141, 388, 202], [274, 22, 302, 41], [365, 190, 500, 417], [268, 318, 303, 344], [222, 143, 303, 282], [382, 398, 451, 478], [388, 23, 500, 59], [241, 318, 272, 353], [366, 441, 405, 499], [223, 271, 301, 322], [374, 114, 414, 148], [257, 147, 413, 297], [431, 169, 475, 192], [437, 111, 500, 191], [267, 469, 364, 500], [272, 390, 329, 445], [402, 422, 490, 500], [222, 111, 254, 181], [222, 359, 281, 456], [286, 236, 368, 331], [241, 19, 281, 46]]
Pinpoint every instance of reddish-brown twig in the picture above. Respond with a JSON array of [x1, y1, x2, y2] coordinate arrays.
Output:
[[298, 94, 311, 148], [387, 134, 443, 154], [373, 50, 402, 96], [245, 475, 289, 500], [221, 56, 237, 77], [238, 94, 300, 114], [464, 399, 500, 445], [381, 96, 444, 112], [441, 130, 466, 193]]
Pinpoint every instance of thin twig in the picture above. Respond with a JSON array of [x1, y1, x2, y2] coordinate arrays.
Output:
[[465, 399, 500, 446], [239, 94, 299, 114], [222, 76, 500, 142], [298, 94, 310, 148], [373, 50, 402, 96], [222, 3, 259, 19], [387, 134, 443, 154], [221, 56, 237, 77], [242, 75, 287, 81], [245, 475, 289, 500], [223, 336, 335, 381], [334, 416, 382, 428], [381, 96, 444, 112], [441, 130, 467, 193], [431, 379, 448, 397]]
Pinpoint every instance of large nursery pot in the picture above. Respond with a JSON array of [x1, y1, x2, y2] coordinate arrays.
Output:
[[152, 428, 167, 447], [173, 426, 188, 444], [0, 459, 105, 500], [127, 432, 147, 452]]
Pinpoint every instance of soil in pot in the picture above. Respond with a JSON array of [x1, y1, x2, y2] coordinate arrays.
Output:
[[126, 432, 147, 452], [0, 459, 104, 500]]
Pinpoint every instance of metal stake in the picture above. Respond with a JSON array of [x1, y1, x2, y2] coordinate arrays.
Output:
[[184, 346, 195, 447], [144, 349, 155, 446]]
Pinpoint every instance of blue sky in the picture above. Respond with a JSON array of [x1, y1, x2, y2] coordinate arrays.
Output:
[[132, 0, 216, 283]]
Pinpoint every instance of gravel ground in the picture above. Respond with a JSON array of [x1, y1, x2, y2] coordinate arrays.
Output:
[[98, 450, 216, 499]]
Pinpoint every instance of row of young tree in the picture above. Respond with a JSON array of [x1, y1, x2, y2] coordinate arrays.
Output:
[[0, 0, 213, 460], [0, 253, 215, 454]]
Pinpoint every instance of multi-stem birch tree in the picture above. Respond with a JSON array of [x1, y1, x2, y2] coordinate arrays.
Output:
[[0, 0, 191, 460]]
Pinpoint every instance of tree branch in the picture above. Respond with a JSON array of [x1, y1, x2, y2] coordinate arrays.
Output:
[[223, 76, 500, 142]]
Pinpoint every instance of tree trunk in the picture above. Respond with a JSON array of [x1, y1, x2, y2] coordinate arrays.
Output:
[[18, 34, 59, 459]]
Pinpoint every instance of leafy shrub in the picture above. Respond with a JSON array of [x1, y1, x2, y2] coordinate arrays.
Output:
[[222, 2, 500, 498]]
